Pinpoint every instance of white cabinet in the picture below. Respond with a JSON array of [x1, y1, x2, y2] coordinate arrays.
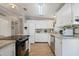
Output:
[[35, 20, 53, 29], [72, 4, 79, 24], [55, 37, 62, 56], [55, 3, 79, 29], [55, 4, 72, 32], [0, 43, 15, 56], [0, 19, 11, 36], [72, 4, 79, 17], [55, 37, 79, 56], [62, 39, 79, 56], [35, 33, 50, 43]]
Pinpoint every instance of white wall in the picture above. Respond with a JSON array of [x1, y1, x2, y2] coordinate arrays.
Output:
[[0, 18, 11, 37]]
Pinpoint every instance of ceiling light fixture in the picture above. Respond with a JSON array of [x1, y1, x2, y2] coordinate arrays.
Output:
[[53, 16, 56, 17], [9, 4, 16, 8], [38, 3, 44, 16]]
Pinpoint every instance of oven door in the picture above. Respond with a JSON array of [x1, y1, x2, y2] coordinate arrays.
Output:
[[25, 40, 29, 56]]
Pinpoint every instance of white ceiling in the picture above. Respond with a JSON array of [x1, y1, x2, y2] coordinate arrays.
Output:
[[16, 3, 64, 17], [0, 3, 64, 19]]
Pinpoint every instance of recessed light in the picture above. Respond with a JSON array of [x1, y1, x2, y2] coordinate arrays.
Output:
[[9, 4, 16, 8], [53, 16, 56, 17], [23, 8, 27, 11]]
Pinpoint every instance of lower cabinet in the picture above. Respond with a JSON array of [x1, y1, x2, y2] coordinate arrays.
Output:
[[0, 43, 15, 56], [62, 39, 79, 56], [55, 37, 79, 56], [55, 37, 62, 56]]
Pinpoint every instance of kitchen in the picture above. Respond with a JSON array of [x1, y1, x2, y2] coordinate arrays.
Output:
[[0, 3, 79, 56]]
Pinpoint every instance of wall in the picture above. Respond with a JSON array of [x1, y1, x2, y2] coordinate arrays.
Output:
[[0, 18, 11, 37]]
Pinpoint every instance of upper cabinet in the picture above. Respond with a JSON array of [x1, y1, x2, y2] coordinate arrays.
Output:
[[56, 4, 72, 27], [55, 3, 79, 30], [72, 4, 79, 24], [55, 4, 73, 31], [72, 4, 79, 17], [0, 18, 11, 36], [35, 20, 53, 29]]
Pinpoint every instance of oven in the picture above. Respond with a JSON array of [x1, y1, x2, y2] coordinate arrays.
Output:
[[16, 35, 29, 56]]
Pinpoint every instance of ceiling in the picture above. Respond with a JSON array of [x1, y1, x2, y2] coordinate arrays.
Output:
[[0, 3, 64, 20]]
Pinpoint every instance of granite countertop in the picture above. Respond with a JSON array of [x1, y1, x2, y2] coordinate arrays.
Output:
[[51, 33, 62, 38], [0, 35, 29, 49], [50, 33, 79, 39], [0, 40, 15, 49], [0, 35, 17, 49]]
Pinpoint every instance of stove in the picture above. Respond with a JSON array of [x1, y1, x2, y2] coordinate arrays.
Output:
[[16, 35, 29, 56]]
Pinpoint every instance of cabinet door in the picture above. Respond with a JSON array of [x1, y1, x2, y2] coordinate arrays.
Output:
[[0, 43, 15, 56], [35, 33, 50, 43], [55, 37, 62, 56], [72, 4, 79, 17], [62, 39, 79, 56], [72, 4, 79, 24], [56, 4, 72, 28]]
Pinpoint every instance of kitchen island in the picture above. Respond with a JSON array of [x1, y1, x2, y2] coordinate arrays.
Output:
[[0, 36, 16, 56], [50, 33, 79, 56]]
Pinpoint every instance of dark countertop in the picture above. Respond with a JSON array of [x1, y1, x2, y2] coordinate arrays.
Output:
[[0, 35, 29, 40], [0, 35, 29, 49]]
